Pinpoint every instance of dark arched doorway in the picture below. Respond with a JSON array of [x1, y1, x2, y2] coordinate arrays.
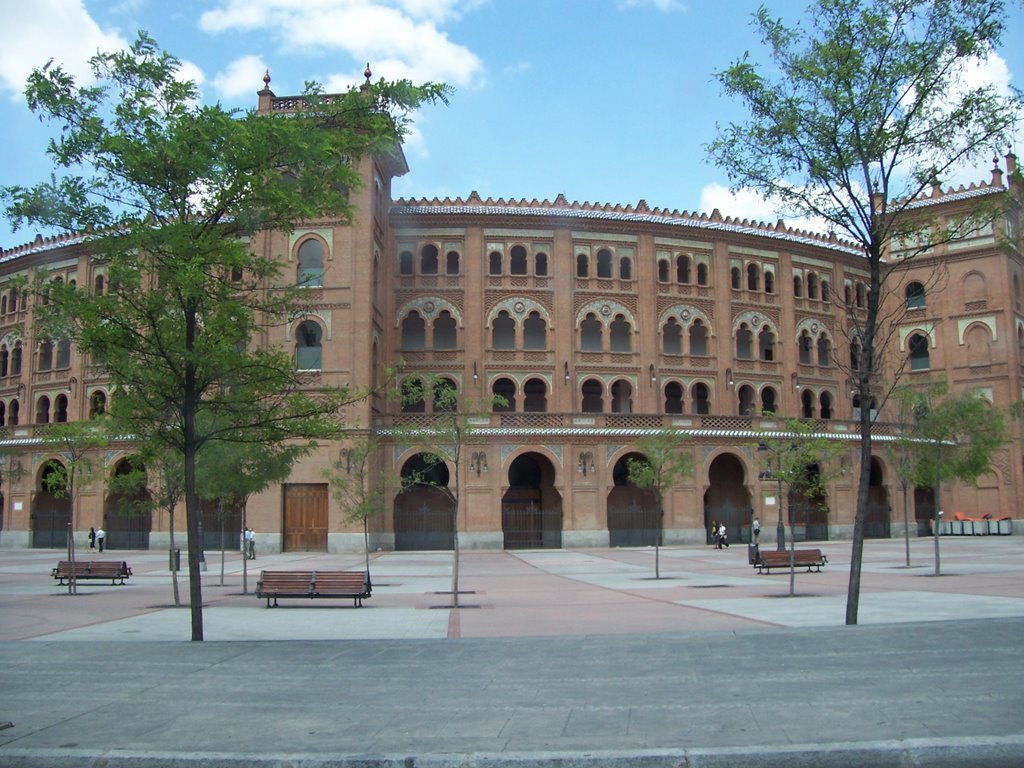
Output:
[[788, 463, 830, 542], [914, 486, 935, 536], [105, 459, 153, 550], [865, 456, 891, 538], [502, 453, 562, 548], [394, 453, 454, 550], [200, 497, 243, 552], [703, 453, 752, 543], [607, 452, 659, 546], [32, 460, 70, 548]]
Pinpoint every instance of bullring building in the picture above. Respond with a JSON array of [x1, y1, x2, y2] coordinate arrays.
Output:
[[0, 81, 1021, 553]]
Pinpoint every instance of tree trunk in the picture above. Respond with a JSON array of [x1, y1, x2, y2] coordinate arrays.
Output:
[[169, 506, 180, 607]]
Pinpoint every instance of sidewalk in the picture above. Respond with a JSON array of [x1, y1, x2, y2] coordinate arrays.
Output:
[[1, 537, 1023, 766]]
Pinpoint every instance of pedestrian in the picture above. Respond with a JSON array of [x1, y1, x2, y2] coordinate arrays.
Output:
[[245, 527, 255, 560], [752, 517, 761, 544], [710, 519, 718, 547], [96, 527, 106, 553], [88, 527, 96, 549], [718, 523, 729, 548]]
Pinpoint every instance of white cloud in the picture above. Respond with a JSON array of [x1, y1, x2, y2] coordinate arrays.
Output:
[[211, 55, 268, 101], [0, 0, 129, 98], [699, 182, 832, 235], [199, 0, 485, 89], [618, 0, 685, 11]]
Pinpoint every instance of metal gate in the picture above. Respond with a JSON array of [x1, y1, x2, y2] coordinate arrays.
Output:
[[31, 493, 69, 548], [502, 496, 562, 549], [607, 489, 660, 547], [394, 487, 454, 550]]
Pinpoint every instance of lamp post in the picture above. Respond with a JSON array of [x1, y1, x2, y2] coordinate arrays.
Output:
[[757, 442, 786, 551]]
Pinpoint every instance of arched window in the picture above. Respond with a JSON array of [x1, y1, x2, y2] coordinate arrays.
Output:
[[737, 385, 755, 416], [401, 377, 425, 413], [761, 387, 777, 415], [489, 250, 502, 275], [747, 263, 760, 291], [580, 313, 602, 351], [94, 274, 105, 295], [535, 252, 548, 276], [38, 339, 54, 372], [731, 266, 741, 289], [807, 272, 818, 300], [697, 263, 709, 286], [821, 278, 830, 302], [523, 311, 546, 350], [619, 256, 631, 281], [401, 311, 426, 350], [663, 318, 682, 355], [581, 379, 603, 413], [689, 320, 708, 356], [9, 398, 19, 426], [433, 310, 457, 350], [817, 335, 831, 366], [597, 248, 613, 279], [664, 382, 684, 414], [295, 320, 323, 370], [36, 395, 50, 424], [856, 283, 867, 308], [820, 391, 833, 420], [764, 270, 775, 294], [432, 378, 457, 412], [0, 346, 7, 377], [909, 332, 930, 370], [761, 325, 774, 360], [56, 338, 71, 369], [523, 378, 547, 412], [493, 378, 516, 412], [576, 253, 589, 278], [676, 255, 691, 283], [905, 281, 925, 309], [510, 245, 528, 275], [658, 260, 669, 282], [692, 383, 710, 415], [491, 310, 515, 350], [10, 342, 21, 375], [850, 339, 861, 371], [794, 275, 803, 297], [297, 239, 325, 287], [399, 250, 414, 275], [54, 394, 68, 423], [9, 288, 18, 313], [799, 331, 813, 364], [420, 244, 439, 275], [610, 379, 633, 413], [801, 389, 814, 418], [89, 391, 106, 418], [736, 323, 753, 359], [446, 250, 460, 275], [610, 314, 631, 352], [0, 401, 5, 426]]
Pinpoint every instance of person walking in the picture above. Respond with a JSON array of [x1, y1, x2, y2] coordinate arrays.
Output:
[[717, 523, 729, 548], [96, 527, 106, 552], [752, 517, 761, 545], [88, 527, 96, 549], [710, 519, 719, 547]]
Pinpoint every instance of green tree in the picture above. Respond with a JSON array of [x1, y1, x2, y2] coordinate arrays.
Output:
[[757, 418, 844, 597], [40, 422, 108, 595], [625, 430, 695, 579], [324, 436, 394, 574], [897, 383, 1009, 576], [107, 447, 186, 606], [197, 436, 304, 594], [3, 34, 448, 640], [708, 0, 1022, 624], [392, 375, 504, 608]]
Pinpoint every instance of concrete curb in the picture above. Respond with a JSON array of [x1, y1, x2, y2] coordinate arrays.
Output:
[[3, 737, 1024, 768]]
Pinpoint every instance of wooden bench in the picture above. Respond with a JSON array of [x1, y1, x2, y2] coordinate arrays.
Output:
[[256, 570, 371, 608], [52, 560, 132, 586], [754, 549, 828, 574]]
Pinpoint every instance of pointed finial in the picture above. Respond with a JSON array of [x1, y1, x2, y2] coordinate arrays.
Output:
[[364, 63, 372, 83], [263, 68, 271, 87]]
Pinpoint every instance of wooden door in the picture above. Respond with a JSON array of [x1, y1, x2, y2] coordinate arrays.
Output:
[[283, 484, 328, 552]]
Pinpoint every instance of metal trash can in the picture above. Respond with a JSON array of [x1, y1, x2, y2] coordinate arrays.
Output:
[[748, 542, 760, 565], [169, 548, 181, 572]]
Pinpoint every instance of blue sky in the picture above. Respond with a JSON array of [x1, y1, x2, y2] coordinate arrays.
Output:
[[2, 0, 1022, 249]]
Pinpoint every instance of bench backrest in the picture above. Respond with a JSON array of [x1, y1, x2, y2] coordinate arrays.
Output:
[[312, 571, 369, 593]]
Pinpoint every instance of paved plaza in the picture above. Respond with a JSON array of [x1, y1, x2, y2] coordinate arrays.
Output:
[[1, 536, 1022, 766]]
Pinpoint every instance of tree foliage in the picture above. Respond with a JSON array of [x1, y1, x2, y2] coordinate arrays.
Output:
[[3, 32, 449, 639], [625, 430, 695, 579], [324, 436, 393, 573], [709, 0, 1022, 623]]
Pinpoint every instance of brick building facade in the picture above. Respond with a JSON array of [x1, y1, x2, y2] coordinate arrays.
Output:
[[0, 84, 1020, 553]]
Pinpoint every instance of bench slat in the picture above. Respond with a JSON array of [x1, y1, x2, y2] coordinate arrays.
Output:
[[753, 549, 828, 574], [257, 570, 371, 607], [52, 560, 132, 585]]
